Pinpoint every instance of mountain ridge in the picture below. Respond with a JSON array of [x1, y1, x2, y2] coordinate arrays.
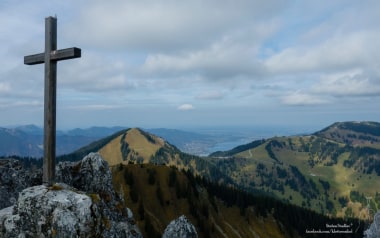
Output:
[[314, 121, 380, 148], [0, 125, 248, 157], [61, 121, 380, 219], [6, 121, 380, 220], [207, 121, 380, 218], [0, 125, 127, 157]]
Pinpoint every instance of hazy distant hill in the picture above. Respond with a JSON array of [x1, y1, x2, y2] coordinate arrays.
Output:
[[0, 127, 41, 157], [145, 128, 254, 156], [66, 126, 126, 137], [0, 125, 125, 157], [0, 125, 246, 158], [314, 121, 380, 147], [14, 125, 43, 135], [145, 128, 217, 155]]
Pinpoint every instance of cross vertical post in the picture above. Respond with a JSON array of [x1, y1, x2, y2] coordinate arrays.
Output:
[[44, 16, 57, 186], [24, 16, 81, 186]]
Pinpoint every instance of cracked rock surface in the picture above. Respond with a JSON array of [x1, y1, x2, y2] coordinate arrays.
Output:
[[0, 159, 41, 209], [0, 153, 142, 237], [364, 211, 380, 238]]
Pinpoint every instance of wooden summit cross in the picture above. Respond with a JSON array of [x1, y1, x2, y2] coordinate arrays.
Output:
[[24, 16, 81, 186]]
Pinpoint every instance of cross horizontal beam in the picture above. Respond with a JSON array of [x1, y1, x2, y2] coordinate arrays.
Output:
[[24, 47, 81, 65]]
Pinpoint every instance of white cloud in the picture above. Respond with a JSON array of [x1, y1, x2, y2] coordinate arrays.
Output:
[[263, 1, 380, 77], [2, 0, 380, 128], [68, 1, 281, 85], [59, 53, 133, 92], [265, 30, 380, 74], [138, 31, 267, 81], [70, 0, 284, 52], [67, 104, 125, 111], [0, 99, 42, 109], [313, 71, 380, 97], [0, 82, 11, 93], [196, 91, 224, 100], [178, 104, 194, 111], [281, 91, 328, 106]]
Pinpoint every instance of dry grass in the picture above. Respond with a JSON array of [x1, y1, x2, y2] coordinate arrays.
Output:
[[99, 134, 124, 166], [125, 128, 162, 162], [111, 164, 298, 238]]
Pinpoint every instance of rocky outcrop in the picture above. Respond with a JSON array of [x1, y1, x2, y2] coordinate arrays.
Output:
[[0, 153, 199, 237], [0, 153, 142, 237], [162, 215, 198, 238], [0, 159, 41, 209], [56, 152, 113, 194], [0, 184, 141, 237], [364, 211, 380, 238]]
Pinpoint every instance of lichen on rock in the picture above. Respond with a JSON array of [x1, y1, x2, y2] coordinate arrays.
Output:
[[2, 184, 93, 237], [0, 153, 142, 237], [0, 159, 42, 209]]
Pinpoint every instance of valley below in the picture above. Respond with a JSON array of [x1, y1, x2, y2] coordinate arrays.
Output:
[[2, 121, 380, 237]]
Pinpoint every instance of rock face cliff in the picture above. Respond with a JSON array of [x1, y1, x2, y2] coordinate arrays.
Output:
[[364, 211, 380, 238], [0, 159, 41, 209], [0, 153, 142, 237], [0, 184, 142, 237], [162, 215, 198, 238]]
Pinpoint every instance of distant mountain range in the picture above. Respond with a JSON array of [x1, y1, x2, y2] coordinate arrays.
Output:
[[0, 125, 125, 157], [145, 128, 246, 155], [0, 125, 252, 157]]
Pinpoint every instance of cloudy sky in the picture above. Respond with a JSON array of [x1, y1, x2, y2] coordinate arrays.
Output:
[[1, 0, 379, 130]]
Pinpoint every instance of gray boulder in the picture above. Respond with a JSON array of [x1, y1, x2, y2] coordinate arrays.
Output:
[[162, 215, 198, 238], [2, 184, 92, 237], [0, 184, 141, 237], [0, 152, 142, 237], [364, 211, 380, 238], [56, 152, 130, 229], [56, 152, 113, 194], [0, 159, 42, 209]]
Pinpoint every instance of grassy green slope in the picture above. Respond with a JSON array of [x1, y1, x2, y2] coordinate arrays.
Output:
[[210, 122, 380, 219]]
